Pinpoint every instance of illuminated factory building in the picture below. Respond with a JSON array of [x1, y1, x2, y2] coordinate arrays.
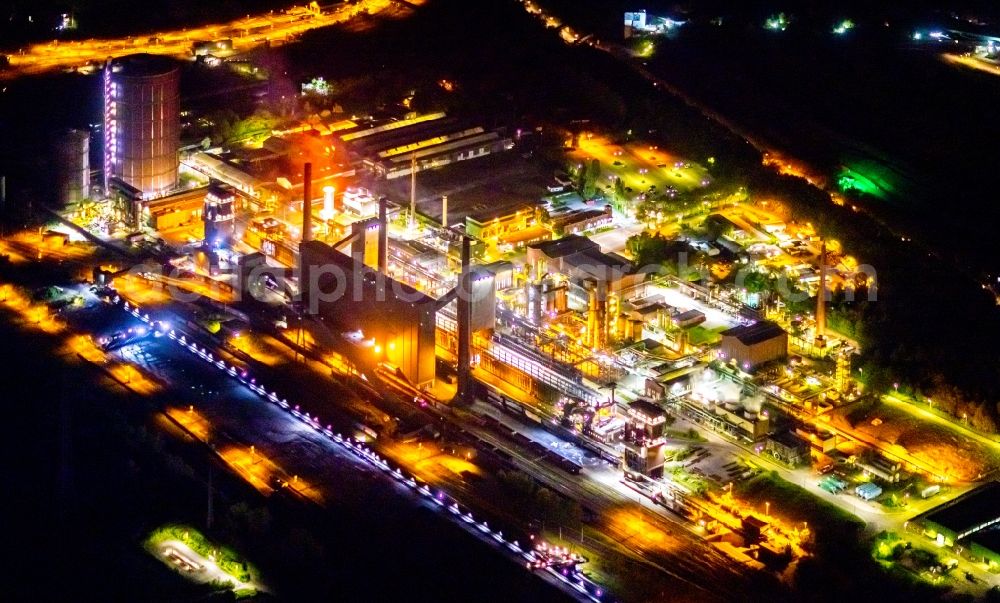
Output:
[[299, 239, 438, 388], [527, 235, 645, 349], [203, 182, 236, 247], [622, 399, 668, 478], [718, 321, 788, 372], [103, 53, 180, 198]]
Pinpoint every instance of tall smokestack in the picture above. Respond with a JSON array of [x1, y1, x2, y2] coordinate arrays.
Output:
[[302, 162, 313, 243], [456, 236, 472, 404], [596, 281, 608, 350], [586, 280, 598, 349], [441, 195, 448, 228], [409, 153, 416, 229], [816, 240, 827, 346], [378, 196, 388, 274]]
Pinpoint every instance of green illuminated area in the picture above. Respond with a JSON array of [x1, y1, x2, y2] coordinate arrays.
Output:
[[833, 20, 855, 35], [146, 524, 260, 598], [836, 164, 896, 200], [765, 13, 789, 31], [629, 36, 656, 58]]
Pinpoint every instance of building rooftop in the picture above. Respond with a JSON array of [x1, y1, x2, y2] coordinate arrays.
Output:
[[110, 53, 179, 77], [563, 247, 633, 272], [722, 321, 787, 346], [481, 260, 513, 273], [528, 234, 598, 258], [636, 302, 667, 316], [299, 240, 434, 306], [769, 430, 808, 449], [628, 399, 667, 421], [502, 225, 550, 245], [385, 131, 500, 165], [923, 481, 1000, 536], [674, 309, 706, 323], [856, 482, 883, 497], [467, 203, 535, 225]]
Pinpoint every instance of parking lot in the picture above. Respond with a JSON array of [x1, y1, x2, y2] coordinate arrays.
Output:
[[568, 134, 713, 199]]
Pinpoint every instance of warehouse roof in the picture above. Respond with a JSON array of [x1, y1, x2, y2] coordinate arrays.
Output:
[[721, 321, 787, 346], [923, 482, 1000, 536], [528, 234, 598, 258]]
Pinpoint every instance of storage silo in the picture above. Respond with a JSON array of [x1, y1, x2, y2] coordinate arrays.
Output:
[[103, 53, 180, 197], [55, 128, 90, 205]]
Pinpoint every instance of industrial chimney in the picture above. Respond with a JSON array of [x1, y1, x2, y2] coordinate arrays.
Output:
[[302, 162, 313, 243], [456, 236, 473, 404], [815, 240, 827, 348], [378, 196, 388, 274]]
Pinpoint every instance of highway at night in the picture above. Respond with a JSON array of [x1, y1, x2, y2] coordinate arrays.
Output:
[[1, 1, 412, 78]]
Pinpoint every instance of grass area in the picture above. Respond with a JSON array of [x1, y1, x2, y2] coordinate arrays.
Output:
[[664, 427, 705, 442], [668, 467, 709, 495], [734, 471, 863, 537], [146, 524, 258, 587], [687, 325, 725, 346], [496, 469, 582, 526]]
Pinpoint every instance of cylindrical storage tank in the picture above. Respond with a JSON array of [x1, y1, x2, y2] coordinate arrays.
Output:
[[104, 54, 180, 197], [55, 128, 90, 205], [527, 282, 542, 325]]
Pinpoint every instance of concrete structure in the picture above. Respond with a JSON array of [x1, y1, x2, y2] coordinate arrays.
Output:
[[719, 321, 788, 371], [54, 128, 90, 205], [104, 54, 180, 197]]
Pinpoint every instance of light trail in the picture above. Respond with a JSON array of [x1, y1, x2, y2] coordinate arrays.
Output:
[[940, 53, 1000, 77]]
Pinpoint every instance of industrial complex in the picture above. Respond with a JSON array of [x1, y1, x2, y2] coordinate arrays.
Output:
[[6, 4, 1000, 597]]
